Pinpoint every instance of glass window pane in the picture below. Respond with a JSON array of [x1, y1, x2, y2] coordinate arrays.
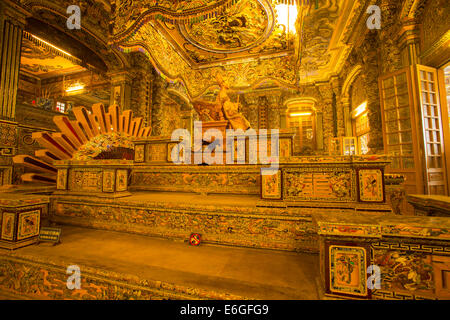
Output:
[[389, 144, 401, 155], [396, 73, 406, 84], [386, 121, 398, 133], [399, 107, 409, 118], [384, 87, 395, 97], [401, 144, 413, 155], [402, 158, 414, 169], [429, 82, 435, 92], [399, 119, 411, 130], [388, 133, 400, 145], [430, 93, 436, 105], [401, 132, 412, 143], [383, 78, 394, 88], [386, 109, 398, 121], [397, 94, 409, 107], [385, 96, 397, 109], [420, 71, 426, 80], [434, 118, 440, 130]]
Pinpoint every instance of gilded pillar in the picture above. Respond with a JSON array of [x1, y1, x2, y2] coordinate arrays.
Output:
[[129, 52, 154, 126], [342, 97, 352, 137], [379, 0, 402, 73], [398, 21, 421, 66], [151, 74, 165, 136], [0, 1, 28, 121], [240, 96, 259, 129], [268, 106, 281, 130], [0, 1, 28, 185], [109, 71, 132, 111], [362, 34, 384, 153], [316, 112, 324, 151], [279, 105, 288, 129], [317, 85, 334, 153], [266, 94, 282, 130], [330, 77, 343, 137]]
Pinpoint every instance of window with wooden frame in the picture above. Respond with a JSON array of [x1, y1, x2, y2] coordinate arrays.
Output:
[[56, 101, 66, 113], [379, 67, 422, 197], [287, 103, 316, 155], [417, 65, 448, 195], [352, 101, 370, 155], [379, 65, 449, 197]]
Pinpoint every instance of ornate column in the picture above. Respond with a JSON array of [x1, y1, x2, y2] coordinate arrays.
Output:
[[330, 77, 344, 137], [279, 104, 288, 129], [0, 1, 28, 121], [379, 0, 402, 74], [0, 1, 28, 185], [362, 33, 384, 153], [341, 97, 352, 137], [151, 74, 165, 136], [266, 94, 281, 130], [397, 20, 421, 66], [240, 94, 259, 129], [317, 84, 334, 153], [109, 70, 132, 111], [268, 107, 281, 130], [129, 52, 154, 126]]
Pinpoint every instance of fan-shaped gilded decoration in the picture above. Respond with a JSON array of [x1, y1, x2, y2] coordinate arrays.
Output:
[[13, 104, 151, 184]]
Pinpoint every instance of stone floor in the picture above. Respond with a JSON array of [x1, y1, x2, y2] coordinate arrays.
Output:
[[4, 226, 320, 300]]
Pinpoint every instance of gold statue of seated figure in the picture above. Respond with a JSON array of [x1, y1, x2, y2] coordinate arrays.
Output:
[[193, 74, 251, 131]]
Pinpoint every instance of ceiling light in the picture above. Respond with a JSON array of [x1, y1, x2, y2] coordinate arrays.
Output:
[[275, 4, 298, 34], [66, 83, 85, 93], [30, 34, 73, 57], [352, 101, 367, 118], [290, 112, 312, 117]]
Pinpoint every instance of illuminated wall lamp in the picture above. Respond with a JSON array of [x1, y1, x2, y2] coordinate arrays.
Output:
[[290, 112, 312, 117], [66, 84, 85, 93], [275, 4, 298, 34], [352, 101, 367, 118]]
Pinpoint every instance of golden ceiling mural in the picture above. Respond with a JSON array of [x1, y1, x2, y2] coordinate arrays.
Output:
[[111, 0, 365, 98], [112, 0, 244, 40], [181, 0, 273, 54]]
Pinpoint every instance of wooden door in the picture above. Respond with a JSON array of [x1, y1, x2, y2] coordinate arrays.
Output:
[[416, 65, 448, 195], [379, 67, 424, 196]]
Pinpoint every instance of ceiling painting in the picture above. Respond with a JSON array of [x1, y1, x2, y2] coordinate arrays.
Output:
[[112, 0, 365, 98], [180, 0, 272, 54], [112, 0, 244, 41]]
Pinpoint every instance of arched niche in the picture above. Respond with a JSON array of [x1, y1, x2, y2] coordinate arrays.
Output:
[[284, 98, 322, 155], [341, 65, 362, 136], [23, 4, 129, 72]]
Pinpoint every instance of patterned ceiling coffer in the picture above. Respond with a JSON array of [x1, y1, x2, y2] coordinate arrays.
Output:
[[112, 0, 243, 42]]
